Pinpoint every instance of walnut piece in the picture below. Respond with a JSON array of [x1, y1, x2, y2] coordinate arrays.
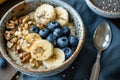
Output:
[[10, 37, 18, 43], [4, 31, 11, 40], [6, 23, 15, 29], [29, 58, 39, 68], [22, 15, 30, 24], [21, 53, 31, 63], [14, 31, 22, 38], [36, 23, 45, 29], [7, 41, 14, 48]]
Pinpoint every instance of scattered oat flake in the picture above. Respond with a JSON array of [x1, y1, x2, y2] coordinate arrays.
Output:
[[71, 66, 75, 69], [63, 74, 66, 77]]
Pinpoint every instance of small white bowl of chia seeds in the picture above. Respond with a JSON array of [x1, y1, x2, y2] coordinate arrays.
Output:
[[85, 0, 120, 18]]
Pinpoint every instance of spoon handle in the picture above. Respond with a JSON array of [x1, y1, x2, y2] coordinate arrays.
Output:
[[90, 51, 101, 80]]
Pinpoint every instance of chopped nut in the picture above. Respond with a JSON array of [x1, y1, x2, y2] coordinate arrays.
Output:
[[19, 18, 22, 23], [21, 53, 31, 63], [9, 30, 16, 35], [13, 41, 21, 52], [12, 16, 17, 21], [14, 20, 18, 25], [17, 40, 20, 45], [18, 26, 22, 31], [4, 30, 15, 40], [19, 39, 24, 45], [18, 16, 25, 23], [24, 23, 29, 29], [10, 20, 15, 24], [20, 23, 24, 30], [17, 45, 21, 50], [37, 23, 45, 29], [15, 31, 22, 38], [6, 23, 15, 29], [16, 40, 22, 51], [22, 15, 30, 24], [7, 41, 14, 48], [11, 37, 18, 43], [29, 58, 39, 68], [4, 32, 11, 40], [28, 21, 35, 25], [22, 29, 29, 36], [13, 44, 17, 51]]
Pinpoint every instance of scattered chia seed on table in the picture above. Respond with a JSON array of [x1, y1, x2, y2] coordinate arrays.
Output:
[[91, 0, 120, 12]]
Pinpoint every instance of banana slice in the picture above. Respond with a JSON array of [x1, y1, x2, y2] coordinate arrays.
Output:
[[34, 4, 56, 25], [55, 7, 69, 26], [21, 33, 42, 52], [43, 48, 65, 69], [21, 40, 31, 52], [25, 33, 42, 44], [31, 40, 53, 61]]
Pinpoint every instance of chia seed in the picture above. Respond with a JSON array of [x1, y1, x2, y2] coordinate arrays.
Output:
[[91, 0, 120, 13]]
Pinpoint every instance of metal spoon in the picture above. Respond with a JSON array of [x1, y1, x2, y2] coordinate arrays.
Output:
[[90, 22, 112, 80]]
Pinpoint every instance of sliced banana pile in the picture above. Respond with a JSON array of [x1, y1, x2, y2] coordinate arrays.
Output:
[[29, 39, 65, 69], [20, 34, 65, 69], [30, 40, 65, 69], [34, 4, 69, 26]]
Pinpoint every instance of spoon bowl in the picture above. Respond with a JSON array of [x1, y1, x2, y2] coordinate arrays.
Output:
[[94, 22, 112, 51], [90, 22, 112, 80]]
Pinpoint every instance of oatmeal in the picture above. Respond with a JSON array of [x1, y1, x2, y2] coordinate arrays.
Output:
[[4, 4, 79, 70]]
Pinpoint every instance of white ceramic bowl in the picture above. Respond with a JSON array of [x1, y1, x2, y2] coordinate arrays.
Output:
[[85, 0, 120, 18], [0, 0, 85, 77]]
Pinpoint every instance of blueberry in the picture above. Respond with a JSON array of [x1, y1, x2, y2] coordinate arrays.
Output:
[[30, 26, 39, 33], [62, 27, 70, 36], [53, 28, 63, 38], [68, 35, 79, 47], [62, 47, 73, 59], [46, 33, 56, 44], [47, 22, 61, 32], [57, 36, 69, 48], [39, 28, 49, 38], [0, 58, 6, 69]]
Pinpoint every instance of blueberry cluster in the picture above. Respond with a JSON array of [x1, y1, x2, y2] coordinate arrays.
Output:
[[30, 22, 79, 59]]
